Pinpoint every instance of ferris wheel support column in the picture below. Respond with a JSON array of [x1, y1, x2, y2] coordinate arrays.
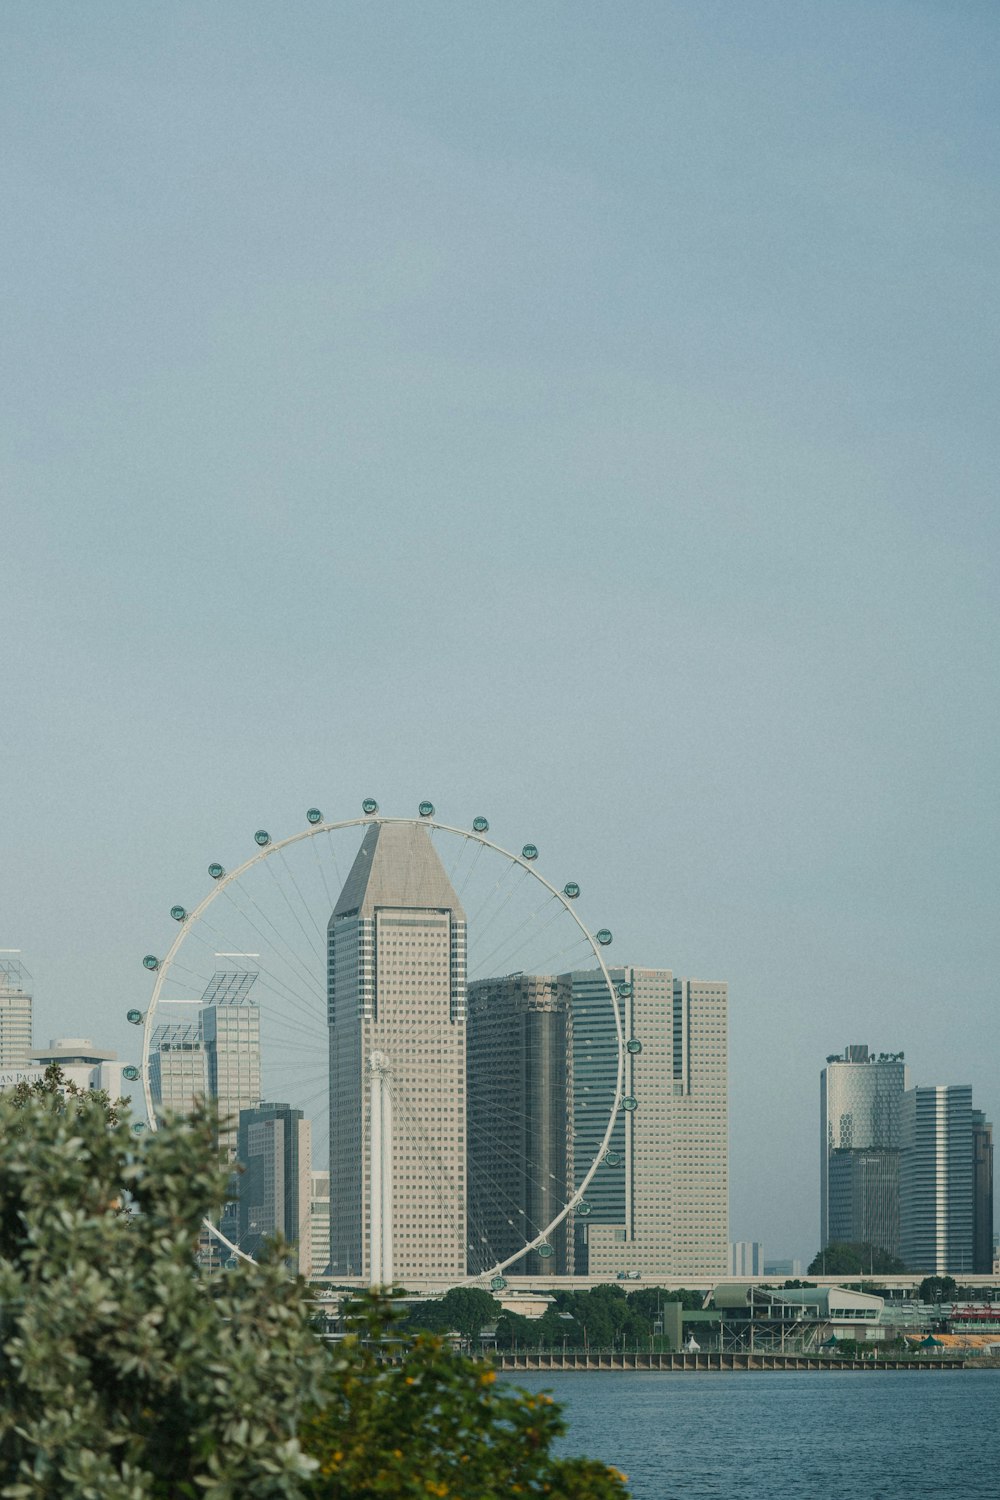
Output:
[[368, 1052, 392, 1287]]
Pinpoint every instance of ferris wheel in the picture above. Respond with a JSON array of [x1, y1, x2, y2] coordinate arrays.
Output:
[[130, 802, 626, 1290]]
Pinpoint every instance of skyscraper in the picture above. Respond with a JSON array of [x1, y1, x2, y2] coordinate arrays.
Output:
[[566, 966, 729, 1280], [900, 1085, 974, 1274], [149, 1019, 205, 1118], [149, 963, 261, 1139], [327, 822, 467, 1284], [309, 1170, 331, 1277], [237, 1102, 312, 1272], [820, 1045, 908, 1256], [972, 1111, 994, 1276], [466, 974, 572, 1275], [0, 954, 32, 1068], [201, 966, 262, 1151]]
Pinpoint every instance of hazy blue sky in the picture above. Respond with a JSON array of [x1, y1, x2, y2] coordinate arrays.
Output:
[[3, 2, 998, 1260]]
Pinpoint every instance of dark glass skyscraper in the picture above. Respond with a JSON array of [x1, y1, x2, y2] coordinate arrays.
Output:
[[466, 974, 572, 1275]]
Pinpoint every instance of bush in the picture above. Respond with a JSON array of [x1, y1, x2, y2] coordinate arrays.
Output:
[[0, 1072, 327, 1497], [0, 1072, 629, 1499], [302, 1293, 628, 1498]]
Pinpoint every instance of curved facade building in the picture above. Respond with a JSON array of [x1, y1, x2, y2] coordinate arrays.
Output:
[[820, 1045, 908, 1256]]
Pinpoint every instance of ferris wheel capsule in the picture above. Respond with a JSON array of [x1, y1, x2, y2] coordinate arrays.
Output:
[[626, 1039, 642, 1054], [576, 1201, 593, 1217], [131, 1122, 146, 1135], [122, 1065, 140, 1082], [596, 928, 613, 945], [170, 906, 187, 922], [418, 801, 435, 818], [306, 808, 323, 824], [521, 844, 538, 861], [490, 1274, 508, 1291], [536, 1242, 554, 1259], [208, 863, 225, 880], [563, 882, 580, 898], [362, 798, 378, 815], [142, 955, 159, 971], [254, 830, 271, 847], [616, 981, 632, 997], [126, 1009, 143, 1026], [472, 816, 489, 833], [621, 1095, 638, 1112]]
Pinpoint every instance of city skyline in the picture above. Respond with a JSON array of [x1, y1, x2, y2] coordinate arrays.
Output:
[[5, 800, 997, 1269]]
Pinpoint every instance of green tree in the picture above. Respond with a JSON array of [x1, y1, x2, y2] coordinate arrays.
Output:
[[918, 1275, 957, 1304], [0, 1074, 629, 1498], [807, 1243, 905, 1275], [301, 1294, 628, 1499], [0, 1074, 325, 1498]]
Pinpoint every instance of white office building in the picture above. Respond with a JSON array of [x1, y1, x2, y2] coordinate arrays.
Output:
[[568, 966, 729, 1280], [28, 1038, 121, 1098]]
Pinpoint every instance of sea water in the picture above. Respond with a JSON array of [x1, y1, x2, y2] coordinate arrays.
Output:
[[517, 1368, 1000, 1499]]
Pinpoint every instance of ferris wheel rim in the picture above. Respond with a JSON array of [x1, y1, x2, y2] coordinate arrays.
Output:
[[139, 809, 626, 1283]]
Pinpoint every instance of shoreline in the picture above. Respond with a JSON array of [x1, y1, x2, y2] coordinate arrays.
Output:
[[498, 1350, 979, 1372]]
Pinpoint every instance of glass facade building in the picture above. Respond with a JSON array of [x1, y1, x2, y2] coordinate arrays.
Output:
[[236, 1101, 311, 1272], [466, 974, 572, 1275], [900, 1085, 974, 1274], [820, 1045, 908, 1256], [567, 966, 729, 1279]]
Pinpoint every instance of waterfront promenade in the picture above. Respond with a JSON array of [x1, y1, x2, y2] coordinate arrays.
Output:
[[499, 1349, 966, 1372]]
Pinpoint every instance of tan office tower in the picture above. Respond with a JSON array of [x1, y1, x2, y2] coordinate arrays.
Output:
[[328, 822, 467, 1285], [0, 955, 32, 1068], [569, 966, 729, 1279]]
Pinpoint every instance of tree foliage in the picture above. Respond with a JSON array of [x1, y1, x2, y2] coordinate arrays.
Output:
[[918, 1275, 957, 1303], [0, 1074, 629, 1499], [807, 1243, 906, 1275], [302, 1294, 628, 1499], [0, 1074, 327, 1498]]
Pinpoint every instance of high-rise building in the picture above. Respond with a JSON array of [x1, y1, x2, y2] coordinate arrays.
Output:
[[309, 1170, 331, 1278], [201, 966, 262, 1151], [467, 974, 572, 1275], [28, 1038, 121, 1097], [149, 963, 261, 1140], [900, 1085, 974, 1274], [566, 966, 728, 1280], [236, 1102, 311, 1272], [327, 822, 467, 1284], [820, 1045, 908, 1256], [0, 954, 32, 1068], [149, 1019, 205, 1118], [729, 1241, 764, 1277], [972, 1111, 994, 1276]]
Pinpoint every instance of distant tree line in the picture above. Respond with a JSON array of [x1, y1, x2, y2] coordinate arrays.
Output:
[[400, 1282, 704, 1352]]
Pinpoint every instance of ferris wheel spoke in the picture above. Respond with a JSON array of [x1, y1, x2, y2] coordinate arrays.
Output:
[[276, 846, 328, 950], [262, 856, 326, 970], [218, 882, 326, 1006], [467, 890, 560, 981], [308, 835, 335, 923], [462, 853, 521, 930]]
